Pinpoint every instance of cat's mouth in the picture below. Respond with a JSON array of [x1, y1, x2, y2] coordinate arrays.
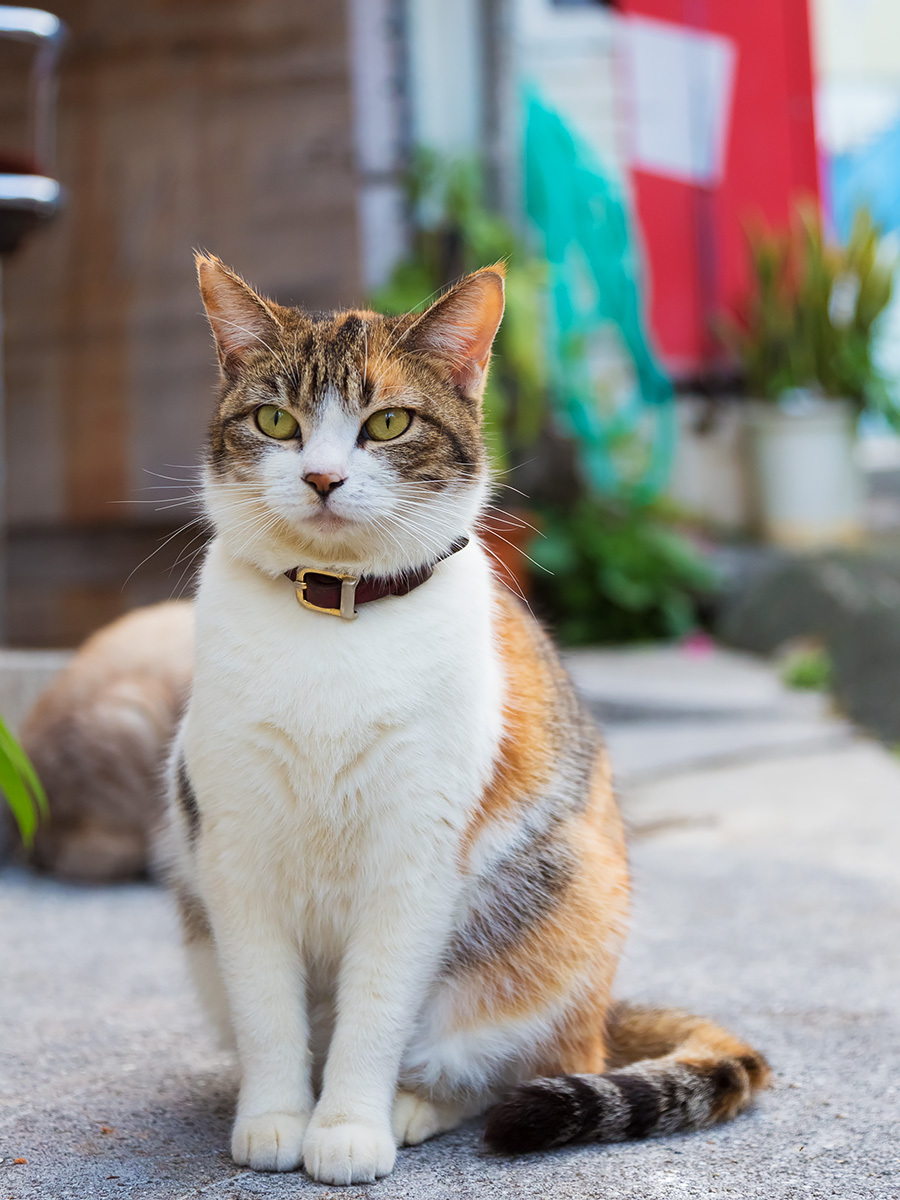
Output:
[[304, 504, 357, 531]]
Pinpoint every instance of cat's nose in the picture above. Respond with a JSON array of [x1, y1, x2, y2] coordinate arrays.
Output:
[[303, 470, 346, 496]]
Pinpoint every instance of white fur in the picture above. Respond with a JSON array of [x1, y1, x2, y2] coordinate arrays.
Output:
[[167, 364, 570, 1182], [171, 510, 516, 1172], [179, 539, 502, 1180]]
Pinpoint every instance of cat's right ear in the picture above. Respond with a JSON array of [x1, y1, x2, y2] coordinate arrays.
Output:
[[195, 252, 283, 377], [406, 265, 505, 401]]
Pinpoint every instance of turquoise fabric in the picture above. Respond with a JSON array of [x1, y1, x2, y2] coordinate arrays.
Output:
[[524, 94, 675, 499]]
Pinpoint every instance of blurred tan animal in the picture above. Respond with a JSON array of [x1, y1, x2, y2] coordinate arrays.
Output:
[[19, 601, 193, 881]]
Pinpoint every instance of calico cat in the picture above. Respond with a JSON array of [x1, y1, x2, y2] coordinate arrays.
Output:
[[161, 254, 769, 1186], [19, 601, 193, 881]]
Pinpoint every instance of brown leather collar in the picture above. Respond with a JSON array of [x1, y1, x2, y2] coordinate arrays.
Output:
[[284, 537, 469, 620]]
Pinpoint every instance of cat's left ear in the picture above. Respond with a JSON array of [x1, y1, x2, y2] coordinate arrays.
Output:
[[195, 252, 284, 377], [408, 265, 505, 400]]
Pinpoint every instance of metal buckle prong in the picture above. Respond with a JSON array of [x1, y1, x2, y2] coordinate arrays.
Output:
[[294, 568, 359, 620]]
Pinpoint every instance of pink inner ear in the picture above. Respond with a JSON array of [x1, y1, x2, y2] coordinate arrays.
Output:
[[414, 271, 505, 394], [197, 257, 281, 364]]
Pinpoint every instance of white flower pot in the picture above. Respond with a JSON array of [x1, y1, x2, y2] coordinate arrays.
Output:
[[668, 397, 754, 533], [744, 395, 863, 548]]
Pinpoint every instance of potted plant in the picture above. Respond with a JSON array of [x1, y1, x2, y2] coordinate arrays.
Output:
[[727, 205, 896, 548]]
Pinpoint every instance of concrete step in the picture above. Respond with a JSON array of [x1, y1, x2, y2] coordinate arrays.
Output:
[[564, 643, 852, 783], [0, 642, 853, 788], [0, 649, 72, 732], [714, 540, 900, 742]]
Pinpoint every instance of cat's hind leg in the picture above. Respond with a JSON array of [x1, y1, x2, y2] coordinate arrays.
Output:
[[391, 1090, 486, 1147]]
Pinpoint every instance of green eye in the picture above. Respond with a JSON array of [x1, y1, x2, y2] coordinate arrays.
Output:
[[256, 405, 299, 440], [364, 408, 411, 442]]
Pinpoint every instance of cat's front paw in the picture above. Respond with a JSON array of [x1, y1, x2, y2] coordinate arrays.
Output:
[[303, 1118, 396, 1185], [231, 1110, 309, 1172]]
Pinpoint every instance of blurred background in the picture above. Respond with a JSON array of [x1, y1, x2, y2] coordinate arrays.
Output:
[[3, 7, 900, 1193], [3, 0, 900, 741]]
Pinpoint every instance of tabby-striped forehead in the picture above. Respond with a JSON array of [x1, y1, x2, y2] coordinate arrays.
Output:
[[208, 305, 486, 486]]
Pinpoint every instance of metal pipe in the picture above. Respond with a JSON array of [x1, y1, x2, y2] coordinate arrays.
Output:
[[0, 7, 67, 173]]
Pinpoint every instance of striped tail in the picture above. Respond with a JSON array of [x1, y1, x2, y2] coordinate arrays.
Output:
[[484, 1002, 771, 1154]]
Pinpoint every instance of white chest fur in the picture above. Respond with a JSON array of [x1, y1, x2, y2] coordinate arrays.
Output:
[[181, 537, 503, 955]]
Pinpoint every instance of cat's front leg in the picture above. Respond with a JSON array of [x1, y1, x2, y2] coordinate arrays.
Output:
[[201, 851, 313, 1172], [303, 863, 452, 1185]]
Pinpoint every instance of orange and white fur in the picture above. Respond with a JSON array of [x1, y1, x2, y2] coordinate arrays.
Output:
[[162, 255, 769, 1186], [18, 602, 192, 881]]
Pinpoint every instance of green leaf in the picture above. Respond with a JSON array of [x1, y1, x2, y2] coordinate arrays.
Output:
[[0, 716, 47, 847], [532, 498, 717, 645], [728, 203, 892, 408], [781, 645, 832, 692]]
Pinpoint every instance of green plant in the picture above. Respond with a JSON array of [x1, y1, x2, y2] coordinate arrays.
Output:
[[372, 152, 550, 470], [378, 152, 715, 643], [780, 643, 832, 692], [726, 205, 896, 416], [531, 498, 718, 645], [0, 715, 47, 847]]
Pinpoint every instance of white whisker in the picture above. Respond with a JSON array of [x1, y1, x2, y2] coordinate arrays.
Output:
[[479, 541, 533, 610], [479, 527, 550, 575], [121, 517, 208, 592]]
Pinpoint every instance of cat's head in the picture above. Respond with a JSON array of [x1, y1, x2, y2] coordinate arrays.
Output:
[[196, 254, 505, 577]]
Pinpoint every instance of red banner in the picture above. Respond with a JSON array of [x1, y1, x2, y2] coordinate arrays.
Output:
[[617, 0, 820, 374]]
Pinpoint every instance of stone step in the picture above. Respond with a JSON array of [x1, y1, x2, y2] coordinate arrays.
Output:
[[0, 643, 852, 787], [715, 543, 900, 742], [564, 643, 852, 783], [0, 649, 72, 732]]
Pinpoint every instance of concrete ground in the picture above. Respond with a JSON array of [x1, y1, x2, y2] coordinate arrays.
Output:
[[1, 644, 898, 1199]]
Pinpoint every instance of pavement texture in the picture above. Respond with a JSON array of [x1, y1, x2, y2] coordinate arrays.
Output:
[[2, 643, 899, 1199]]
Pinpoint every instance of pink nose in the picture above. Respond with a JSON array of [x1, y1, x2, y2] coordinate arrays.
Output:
[[304, 471, 346, 496]]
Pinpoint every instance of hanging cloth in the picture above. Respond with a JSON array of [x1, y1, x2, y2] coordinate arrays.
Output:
[[524, 93, 675, 499]]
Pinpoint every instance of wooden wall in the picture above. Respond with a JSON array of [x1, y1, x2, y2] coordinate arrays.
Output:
[[1, 0, 362, 644]]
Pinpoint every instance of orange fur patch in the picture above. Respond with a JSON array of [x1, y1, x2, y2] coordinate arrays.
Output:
[[461, 591, 560, 856], [456, 802, 628, 1032]]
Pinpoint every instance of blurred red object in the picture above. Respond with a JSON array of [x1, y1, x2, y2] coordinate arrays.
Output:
[[681, 629, 715, 657], [618, 0, 820, 376]]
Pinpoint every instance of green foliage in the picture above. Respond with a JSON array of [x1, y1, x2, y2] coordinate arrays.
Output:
[[0, 716, 47, 847], [726, 205, 896, 415], [531, 499, 718, 645], [377, 151, 714, 644], [780, 644, 833, 692], [371, 152, 550, 469]]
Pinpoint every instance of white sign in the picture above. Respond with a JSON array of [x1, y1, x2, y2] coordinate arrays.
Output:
[[620, 14, 738, 187]]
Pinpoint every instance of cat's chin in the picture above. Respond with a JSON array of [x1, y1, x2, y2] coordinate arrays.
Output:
[[304, 507, 358, 534], [218, 516, 457, 581]]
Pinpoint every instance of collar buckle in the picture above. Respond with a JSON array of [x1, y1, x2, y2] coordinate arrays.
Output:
[[294, 568, 359, 620]]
